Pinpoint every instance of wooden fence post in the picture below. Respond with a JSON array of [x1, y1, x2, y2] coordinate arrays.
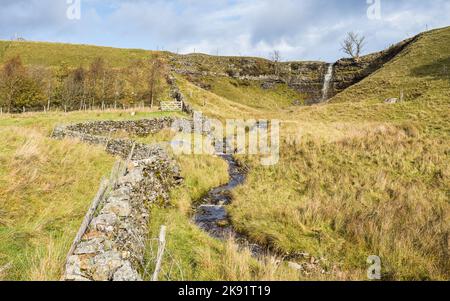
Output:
[[152, 226, 167, 281], [63, 178, 109, 269], [127, 142, 136, 163]]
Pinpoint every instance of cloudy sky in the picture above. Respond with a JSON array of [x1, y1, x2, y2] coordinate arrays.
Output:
[[0, 0, 449, 61]]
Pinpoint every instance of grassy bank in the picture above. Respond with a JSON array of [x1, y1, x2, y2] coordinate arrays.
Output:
[[143, 154, 308, 281]]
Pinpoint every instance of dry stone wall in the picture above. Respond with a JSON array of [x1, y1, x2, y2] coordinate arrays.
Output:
[[52, 118, 186, 281]]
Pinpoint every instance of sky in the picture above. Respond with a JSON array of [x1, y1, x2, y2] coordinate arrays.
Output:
[[0, 0, 449, 62]]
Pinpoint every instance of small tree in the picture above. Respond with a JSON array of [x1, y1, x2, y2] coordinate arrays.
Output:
[[0, 56, 45, 112], [0, 56, 26, 112], [87, 58, 106, 108], [270, 50, 281, 76], [341, 32, 366, 61], [146, 55, 167, 108]]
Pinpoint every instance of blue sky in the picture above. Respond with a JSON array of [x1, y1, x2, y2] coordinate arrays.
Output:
[[0, 0, 449, 62]]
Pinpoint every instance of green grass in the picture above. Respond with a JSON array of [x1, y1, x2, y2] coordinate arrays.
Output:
[[331, 27, 450, 105], [0, 40, 165, 68], [0, 109, 180, 280], [190, 76, 305, 110], [175, 27, 450, 280]]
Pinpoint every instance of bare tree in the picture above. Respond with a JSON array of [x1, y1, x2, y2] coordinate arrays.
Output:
[[341, 32, 366, 61], [146, 55, 168, 108], [270, 50, 282, 76]]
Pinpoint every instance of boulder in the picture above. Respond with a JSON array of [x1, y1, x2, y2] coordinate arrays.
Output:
[[288, 262, 304, 271], [64, 256, 90, 281], [91, 213, 118, 233], [113, 261, 142, 281], [118, 168, 144, 185], [92, 251, 124, 281], [102, 200, 131, 218], [74, 238, 107, 255]]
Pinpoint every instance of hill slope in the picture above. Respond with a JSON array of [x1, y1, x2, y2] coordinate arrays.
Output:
[[0, 30, 422, 105], [1, 26, 449, 281], [0, 40, 163, 68], [331, 26, 450, 104]]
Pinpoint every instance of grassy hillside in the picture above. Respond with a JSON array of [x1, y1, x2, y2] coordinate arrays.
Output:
[[0, 40, 164, 68], [331, 26, 450, 104], [185, 76, 305, 109], [174, 27, 450, 280]]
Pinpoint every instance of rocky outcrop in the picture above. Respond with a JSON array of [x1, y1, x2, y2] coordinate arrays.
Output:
[[283, 62, 329, 104], [52, 118, 185, 281], [332, 36, 415, 96], [168, 36, 415, 103]]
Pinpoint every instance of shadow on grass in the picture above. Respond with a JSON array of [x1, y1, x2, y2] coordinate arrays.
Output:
[[411, 56, 450, 80]]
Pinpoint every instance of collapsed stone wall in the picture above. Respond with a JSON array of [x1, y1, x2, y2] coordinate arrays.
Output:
[[52, 118, 186, 281]]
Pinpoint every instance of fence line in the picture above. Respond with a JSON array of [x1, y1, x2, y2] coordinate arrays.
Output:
[[63, 177, 109, 269], [152, 225, 167, 281]]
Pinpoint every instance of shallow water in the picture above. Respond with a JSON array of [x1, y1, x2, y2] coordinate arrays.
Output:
[[194, 155, 245, 240]]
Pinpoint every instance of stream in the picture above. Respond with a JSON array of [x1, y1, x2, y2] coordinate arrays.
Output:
[[192, 122, 274, 256], [193, 154, 266, 255], [192, 154, 329, 275], [194, 155, 245, 240]]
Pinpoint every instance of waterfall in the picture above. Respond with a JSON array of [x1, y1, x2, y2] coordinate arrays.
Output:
[[321, 64, 334, 101]]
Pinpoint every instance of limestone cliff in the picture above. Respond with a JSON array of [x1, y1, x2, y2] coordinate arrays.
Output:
[[169, 36, 415, 104]]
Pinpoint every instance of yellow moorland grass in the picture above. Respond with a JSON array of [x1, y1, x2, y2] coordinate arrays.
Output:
[[143, 154, 318, 281], [0, 127, 114, 280], [0, 109, 180, 280], [172, 27, 450, 280], [230, 124, 449, 280]]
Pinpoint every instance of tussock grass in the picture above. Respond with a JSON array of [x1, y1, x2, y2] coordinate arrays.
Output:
[[230, 124, 449, 280], [0, 127, 115, 280]]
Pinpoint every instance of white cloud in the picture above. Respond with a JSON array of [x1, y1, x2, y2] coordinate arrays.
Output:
[[0, 0, 448, 61]]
